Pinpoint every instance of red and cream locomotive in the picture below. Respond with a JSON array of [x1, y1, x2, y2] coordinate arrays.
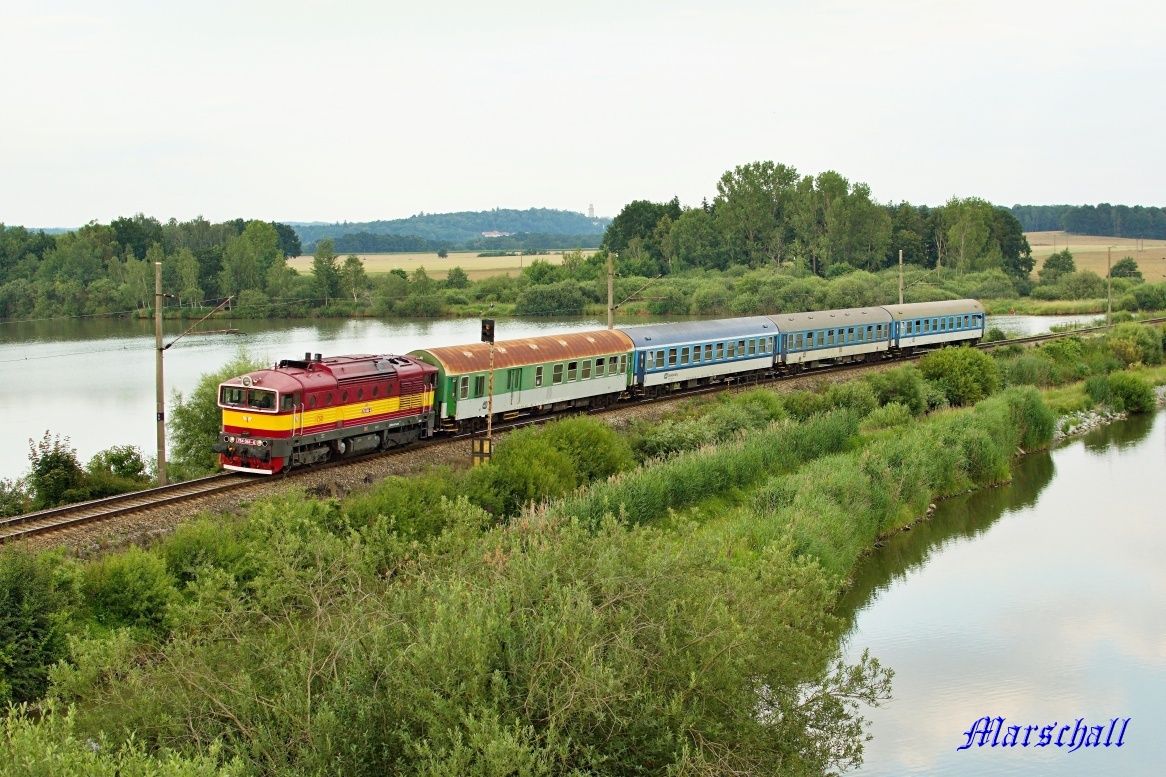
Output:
[[214, 352, 437, 474]]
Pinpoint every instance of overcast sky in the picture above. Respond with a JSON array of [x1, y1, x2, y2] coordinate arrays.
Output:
[[1, 0, 1163, 227]]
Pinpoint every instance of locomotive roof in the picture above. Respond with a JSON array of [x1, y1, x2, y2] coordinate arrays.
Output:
[[881, 299, 986, 319], [767, 306, 892, 330], [617, 316, 777, 348], [411, 329, 634, 374]]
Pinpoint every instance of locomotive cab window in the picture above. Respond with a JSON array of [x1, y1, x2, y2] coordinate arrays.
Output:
[[281, 394, 296, 412], [220, 386, 245, 406], [248, 389, 275, 410]]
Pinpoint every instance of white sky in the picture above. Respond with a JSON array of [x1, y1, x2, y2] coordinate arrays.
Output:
[[1, 0, 1163, 227]]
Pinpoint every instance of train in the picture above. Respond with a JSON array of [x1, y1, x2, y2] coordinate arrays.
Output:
[[213, 299, 986, 474]]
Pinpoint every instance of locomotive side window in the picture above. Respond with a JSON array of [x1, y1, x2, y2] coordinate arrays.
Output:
[[309, 395, 317, 408], [372, 385, 380, 397], [341, 390, 349, 402], [357, 388, 364, 400], [281, 394, 296, 412]]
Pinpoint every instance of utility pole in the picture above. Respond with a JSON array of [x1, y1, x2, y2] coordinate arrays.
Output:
[[1107, 246, 1113, 326], [607, 250, 615, 329], [898, 249, 904, 305], [154, 262, 167, 485]]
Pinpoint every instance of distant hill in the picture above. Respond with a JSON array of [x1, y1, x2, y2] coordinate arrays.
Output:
[[292, 208, 610, 248]]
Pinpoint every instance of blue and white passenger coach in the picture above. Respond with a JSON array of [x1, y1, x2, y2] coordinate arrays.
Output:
[[883, 300, 986, 352], [623, 316, 778, 393], [769, 306, 893, 370]]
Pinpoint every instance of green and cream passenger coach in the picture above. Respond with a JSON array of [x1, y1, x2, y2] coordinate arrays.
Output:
[[410, 329, 634, 431]]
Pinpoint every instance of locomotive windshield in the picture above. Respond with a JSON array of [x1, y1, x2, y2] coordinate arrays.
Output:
[[220, 386, 245, 406], [247, 389, 276, 410], [218, 386, 277, 411]]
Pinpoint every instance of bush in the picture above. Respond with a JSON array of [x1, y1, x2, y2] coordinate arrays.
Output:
[[1105, 372, 1155, 413], [1, 549, 74, 704], [919, 347, 1000, 406], [1107, 323, 1163, 366], [865, 366, 928, 415], [82, 547, 176, 632], [984, 327, 1007, 343], [26, 432, 86, 509], [169, 351, 266, 479]]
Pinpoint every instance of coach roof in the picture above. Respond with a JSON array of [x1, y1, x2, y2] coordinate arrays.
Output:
[[881, 299, 986, 320], [617, 316, 777, 348], [767, 306, 893, 331], [411, 329, 634, 374]]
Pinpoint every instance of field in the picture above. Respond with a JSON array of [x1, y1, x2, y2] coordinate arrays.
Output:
[[1026, 231, 1166, 281], [288, 250, 592, 281]]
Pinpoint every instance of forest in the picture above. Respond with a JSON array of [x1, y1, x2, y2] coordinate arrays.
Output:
[[1010, 203, 1166, 238]]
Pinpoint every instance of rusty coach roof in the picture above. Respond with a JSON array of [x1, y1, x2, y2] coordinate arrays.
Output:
[[411, 329, 634, 374]]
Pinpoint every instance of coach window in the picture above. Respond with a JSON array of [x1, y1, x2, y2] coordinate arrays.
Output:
[[653, 350, 663, 369], [535, 366, 544, 387], [727, 341, 736, 358], [619, 355, 627, 373], [474, 376, 486, 396], [826, 330, 834, 346], [553, 364, 564, 384], [747, 339, 756, 356], [704, 344, 713, 361], [715, 342, 724, 359], [611, 357, 620, 375], [595, 357, 605, 375], [458, 378, 468, 399], [568, 361, 578, 381], [582, 360, 592, 379], [691, 346, 699, 364], [668, 348, 677, 366], [680, 347, 689, 365]]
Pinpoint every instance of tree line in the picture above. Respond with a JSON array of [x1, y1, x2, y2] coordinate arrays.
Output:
[[603, 161, 1034, 280], [312, 230, 602, 255], [0, 215, 302, 320], [1010, 203, 1166, 238]]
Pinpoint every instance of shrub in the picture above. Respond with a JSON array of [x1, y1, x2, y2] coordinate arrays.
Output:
[[984, 327, 1007, 343], [1106, 372, 1155, 413], [865, 366, 927, 415], [82, 546, 176, 632], [26, 432, 86, 509], [919, 347, 1000, 406], [1, 549, 74, 704], [536, 417, 634, 483], [1107, 323, 1163, 366]]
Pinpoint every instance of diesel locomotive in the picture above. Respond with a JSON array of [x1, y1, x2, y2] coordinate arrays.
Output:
[[215, 299, 985, 474]]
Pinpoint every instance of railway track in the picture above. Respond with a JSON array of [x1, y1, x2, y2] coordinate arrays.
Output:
[[5, 314, 1162, 546], [0, 473, 254, 544]]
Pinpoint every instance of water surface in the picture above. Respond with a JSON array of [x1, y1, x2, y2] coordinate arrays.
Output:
[[842, 412, 1165, 776]]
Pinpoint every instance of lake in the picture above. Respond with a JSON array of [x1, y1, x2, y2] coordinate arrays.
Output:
[[840, 411, 1166, 776]]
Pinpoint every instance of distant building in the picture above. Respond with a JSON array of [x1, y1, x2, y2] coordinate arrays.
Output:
[[481, 230, 512, 238], [588, 203, 595, 219]]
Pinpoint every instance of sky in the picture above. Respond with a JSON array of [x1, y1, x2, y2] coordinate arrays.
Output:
[[1, 0, 1163, 227]]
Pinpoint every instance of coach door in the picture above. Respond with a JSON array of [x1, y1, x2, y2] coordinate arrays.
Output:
[[506, 367, 522, 408]]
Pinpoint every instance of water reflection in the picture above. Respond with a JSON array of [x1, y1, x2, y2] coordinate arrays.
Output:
[[842, 412, 1166, 776], [837, 451, 1056, 623]]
